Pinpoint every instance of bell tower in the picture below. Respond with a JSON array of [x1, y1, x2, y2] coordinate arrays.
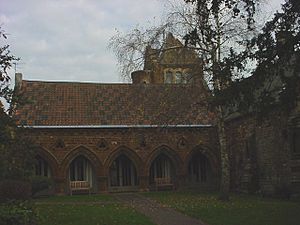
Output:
[[131, 33, 204, 85]]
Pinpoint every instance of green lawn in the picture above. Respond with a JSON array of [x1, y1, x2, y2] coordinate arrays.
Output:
[[35, 194, 154, 225], [143, 191, 300, 225], [34, 194, 114, 203]]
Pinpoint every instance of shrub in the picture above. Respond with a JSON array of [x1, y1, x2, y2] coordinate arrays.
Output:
[[0, 180, 31, 203], [0, 201, 38, 225], [30, 176, 53, 196]]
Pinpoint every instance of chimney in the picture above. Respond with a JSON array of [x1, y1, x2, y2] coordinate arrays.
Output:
[[15, 73, 23, 90]]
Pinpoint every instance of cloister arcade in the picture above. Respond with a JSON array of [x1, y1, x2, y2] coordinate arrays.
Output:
[[34, 145, 218, 194]]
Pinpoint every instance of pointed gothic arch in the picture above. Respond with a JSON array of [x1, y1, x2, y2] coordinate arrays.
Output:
[[146, 145, 182, 187], [146, 145, 182, 175], [185, 145, 219, 189], [104, 146, 142, 190], [184, 145, 219, 175], [61, 146, 103, 193], [35, 148, 59, 177], [61, 145, 103, 176], [104, 146, 142, 175]]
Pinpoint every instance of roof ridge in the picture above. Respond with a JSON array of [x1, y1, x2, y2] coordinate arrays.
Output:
[[22, 80, 131, 85], [22, 80, 199, 87]]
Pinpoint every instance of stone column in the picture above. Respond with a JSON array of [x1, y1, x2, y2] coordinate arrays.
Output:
[[98, 176, 108, 192], [139, 175, 149, 191], [176, 173, 186, 190], [53, 177, 67, 195]]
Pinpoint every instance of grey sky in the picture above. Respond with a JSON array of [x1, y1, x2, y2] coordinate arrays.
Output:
[[0, 0, 284, 84]]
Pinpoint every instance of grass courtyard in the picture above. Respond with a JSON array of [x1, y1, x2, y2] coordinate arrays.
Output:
[[144, 191, 300, 225], [34, 191, 300, 225], [35, 194, 154, 225]]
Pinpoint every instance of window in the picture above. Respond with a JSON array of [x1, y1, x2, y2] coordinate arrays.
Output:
[[188, 153, 209, 183], [35, 156, 51, 177], [164, 69, 192, 84], [69, 156, 93, 186], [149, 154, 174, 184], [175, 71, 182, 83], [183, 72, 192, 83], [164, 71, 173, 84], [109, 155, 138, 187]]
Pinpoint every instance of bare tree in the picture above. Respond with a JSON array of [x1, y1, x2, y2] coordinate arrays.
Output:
[[109, 0, 266, 200]]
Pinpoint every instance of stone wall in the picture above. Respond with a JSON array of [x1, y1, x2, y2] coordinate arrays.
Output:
[[226, 109, 300, 196]]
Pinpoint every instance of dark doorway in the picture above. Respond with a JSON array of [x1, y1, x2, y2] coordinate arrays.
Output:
[[109, 155, 138, 187], [69, 156, 94, 187], [35, 156, 51, 177], [149, 154, 174, 185], [188, 152, 213, 187]]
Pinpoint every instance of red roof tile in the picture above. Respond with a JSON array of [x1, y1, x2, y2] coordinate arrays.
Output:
[[15, 80, 214, 126]]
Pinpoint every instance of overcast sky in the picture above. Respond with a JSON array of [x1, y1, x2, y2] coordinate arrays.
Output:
[[0, 0, 284, 84]]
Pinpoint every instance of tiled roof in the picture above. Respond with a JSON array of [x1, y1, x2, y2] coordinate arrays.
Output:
[[15, 80, 215, 126]]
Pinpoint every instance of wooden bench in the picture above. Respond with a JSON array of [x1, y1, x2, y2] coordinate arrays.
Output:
[[70, 181, 91, 195], [154, 177, 173, 191]]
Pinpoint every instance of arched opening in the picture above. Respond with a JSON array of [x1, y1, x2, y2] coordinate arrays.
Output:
[[149, 154, 175, 188], [69, 156, 95, 188], [109, 155, 138, 188], [187, 152, 213, 188], [35, 156, 51, 177]]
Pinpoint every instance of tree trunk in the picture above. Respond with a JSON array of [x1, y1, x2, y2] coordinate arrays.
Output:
[[217, 106, 230, 201]]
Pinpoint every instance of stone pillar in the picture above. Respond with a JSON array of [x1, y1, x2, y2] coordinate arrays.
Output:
[[53, 177, 66, 195], [139, 175, 149, 191], [176, 174, 186, 190], [98, 176, 108, 192]]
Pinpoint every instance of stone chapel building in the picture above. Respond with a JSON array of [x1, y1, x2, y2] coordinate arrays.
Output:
[[15, 33, 300, 196]]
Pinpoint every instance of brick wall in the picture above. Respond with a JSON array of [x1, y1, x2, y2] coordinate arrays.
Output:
[[24, 127, 220, 194], [226, 109, 299, 196]]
